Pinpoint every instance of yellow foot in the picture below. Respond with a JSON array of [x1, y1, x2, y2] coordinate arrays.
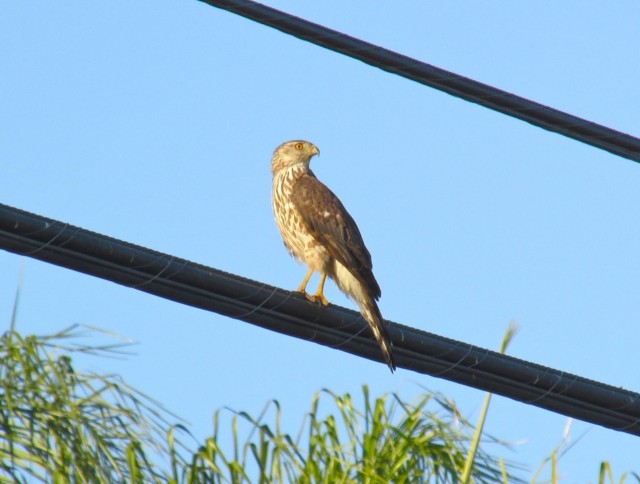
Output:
[[309, 292, 329, 307], [296, 290, 314, 302], [296, 290, 329, 307]]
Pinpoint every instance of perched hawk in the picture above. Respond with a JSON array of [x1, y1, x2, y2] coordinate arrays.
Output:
[[271, 140, 396, 372]]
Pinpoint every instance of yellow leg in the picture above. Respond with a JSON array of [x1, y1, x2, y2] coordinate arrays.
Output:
[[296, 268, 314, 294], [295, 269, 329, 306], [311, 273, 329, 306]]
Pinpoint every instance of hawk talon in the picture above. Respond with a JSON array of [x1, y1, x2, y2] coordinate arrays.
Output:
[[309, 293, 329, 307], [295, 290, 329, 307], [295, 289, 313, 300]]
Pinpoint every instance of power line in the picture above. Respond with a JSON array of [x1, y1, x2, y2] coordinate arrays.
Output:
[[1, 202, 639, 436], [199, 0, 640, 164]]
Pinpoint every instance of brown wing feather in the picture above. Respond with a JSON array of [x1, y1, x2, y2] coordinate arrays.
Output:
[[291, 173, 381, 299]]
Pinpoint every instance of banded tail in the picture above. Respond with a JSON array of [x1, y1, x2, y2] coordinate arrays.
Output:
[[358, 296, 396, 372], [332, 262, 396, 372]]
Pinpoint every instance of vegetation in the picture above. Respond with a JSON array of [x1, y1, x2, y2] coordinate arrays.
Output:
[[0, 317, 636, 482], [182, 387, 519, 483], [0, 325, 186, 482]]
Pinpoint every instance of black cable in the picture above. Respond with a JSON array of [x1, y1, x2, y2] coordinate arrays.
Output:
[[198, 0, 640, 163], [1, 202, 639, 436]]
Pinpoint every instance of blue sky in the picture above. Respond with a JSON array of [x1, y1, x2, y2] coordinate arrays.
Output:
[[2, 0, 640, 479]]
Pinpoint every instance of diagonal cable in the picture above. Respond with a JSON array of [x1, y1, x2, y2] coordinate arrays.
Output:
[[1, 202, 639, 436], [198, 0, 640, 163]]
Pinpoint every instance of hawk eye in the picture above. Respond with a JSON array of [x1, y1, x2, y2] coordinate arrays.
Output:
[[295, 143, 303, 150]]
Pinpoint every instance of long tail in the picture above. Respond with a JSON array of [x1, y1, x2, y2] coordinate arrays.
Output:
[[333, 263, 396, 372], [357, 296, 396, 372]]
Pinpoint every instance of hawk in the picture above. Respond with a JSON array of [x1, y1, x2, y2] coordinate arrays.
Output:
[[271, 140, 396, 372]]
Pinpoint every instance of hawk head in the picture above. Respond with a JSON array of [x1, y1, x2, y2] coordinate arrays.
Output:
[[271, 140, 320, 173]]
